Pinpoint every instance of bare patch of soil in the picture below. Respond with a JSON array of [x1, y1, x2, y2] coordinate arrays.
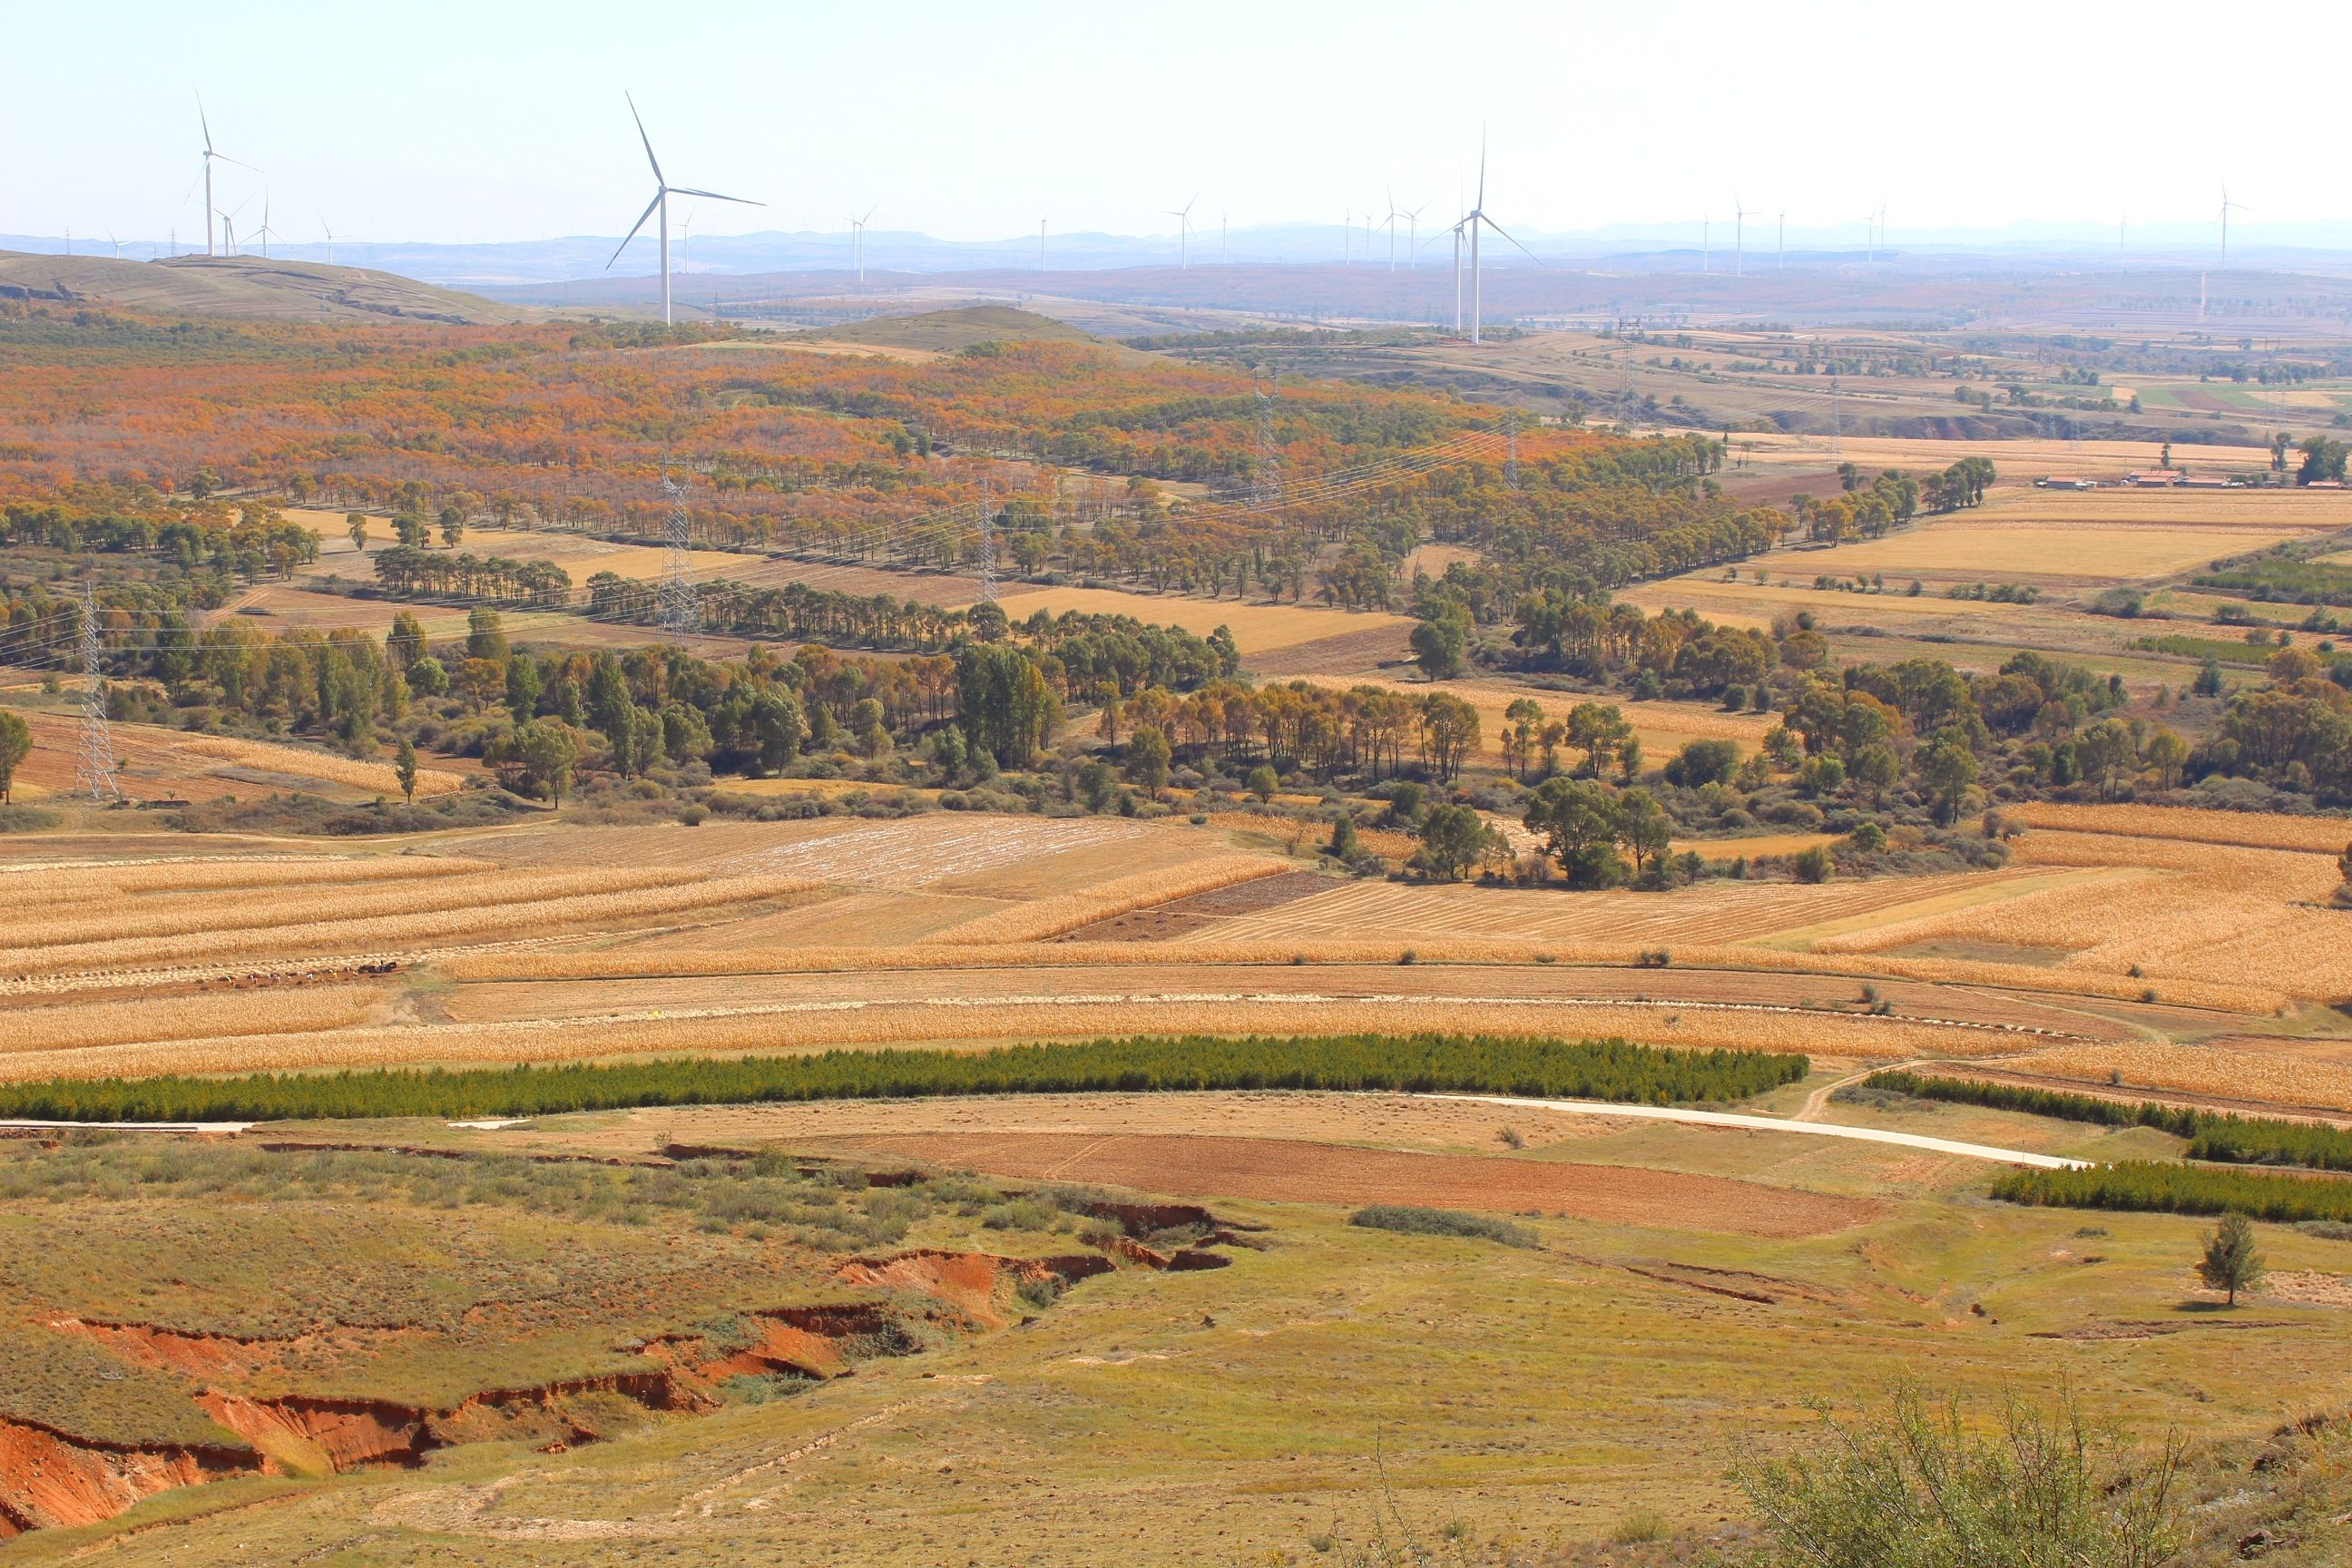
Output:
[[1056, 870, 1333, 941], [826, 1132, 1882, 1239]]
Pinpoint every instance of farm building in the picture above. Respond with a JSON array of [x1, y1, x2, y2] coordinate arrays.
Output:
[[2034, 475, 2099, 490], [2125, 470, 2183, 487]]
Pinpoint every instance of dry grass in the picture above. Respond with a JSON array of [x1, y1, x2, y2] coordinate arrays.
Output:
[[925, 855, 1289, 945], [1996, 1040, 2352, 1113], [0, 984, 387, 1055], [0, 873, 820, 977], [171, 734, 466, 797]]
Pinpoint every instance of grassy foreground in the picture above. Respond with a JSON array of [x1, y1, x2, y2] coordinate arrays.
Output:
[[0, 1034, 1809, 1123]]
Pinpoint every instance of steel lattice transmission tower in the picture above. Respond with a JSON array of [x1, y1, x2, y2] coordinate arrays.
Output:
[[1251, 387, 1282, 511], [658, 469, 699, 641], [975, 482, 998, 606], [74, 583, 122, 803], [1828, 375, 1845, 463]]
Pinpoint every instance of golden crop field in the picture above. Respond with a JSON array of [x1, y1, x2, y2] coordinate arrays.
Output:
[[1994, 1039, 2352, 1113], [1813, 825, 2351, 1001], [0, 983, 386, 1055]]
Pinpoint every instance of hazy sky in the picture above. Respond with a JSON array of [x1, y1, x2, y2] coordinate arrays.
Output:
[[1, 0, 2334, 247]]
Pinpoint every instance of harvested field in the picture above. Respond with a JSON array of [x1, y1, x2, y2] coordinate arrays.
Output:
[[0, 869, 818, 978], [0, 994, 2016, 1084], [710, 817, 1154, 890], [822, 1132, 1882, 1238], [987, 585, 1410, 654], [1731, 431, 2277, 481], [1994, 1040, 2352, 1115], [11, 710, 466, 802], [1814, 828, 2352, 1002], [1056, 870, 1335, 940], [1200, 866, 2063, 949], [1246, 622, 1415, 677], [926, 854, 1287, 944], [0, 984, 387, 1055], [2004, 801, 2352, 854]]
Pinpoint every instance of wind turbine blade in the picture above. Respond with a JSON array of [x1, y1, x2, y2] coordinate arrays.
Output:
[[213, 153, 265, 174], [606, 190, 663, 269], [625, 93, 664, 182], [1479, 217, 1547, 268], [862, 204, 877, 224], [667, 186, 763, 206], [198, 93, 212, 153]]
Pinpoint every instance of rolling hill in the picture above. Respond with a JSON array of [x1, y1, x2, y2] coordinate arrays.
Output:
[[0, 251, 526, 325]]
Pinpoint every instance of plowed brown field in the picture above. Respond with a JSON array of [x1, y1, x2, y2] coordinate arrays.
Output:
[[826, 1131, 1883, 1238]]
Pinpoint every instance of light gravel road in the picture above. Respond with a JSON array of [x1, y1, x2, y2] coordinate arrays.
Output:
[[1421, 1093, 2092, 1170]]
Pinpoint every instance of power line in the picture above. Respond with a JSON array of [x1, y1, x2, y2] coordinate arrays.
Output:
[[74, 583, 122, 803], [657, 465, 699, 641]]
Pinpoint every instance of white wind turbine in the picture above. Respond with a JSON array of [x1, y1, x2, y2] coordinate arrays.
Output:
[[319, 214, 337, 267], [605, 93, 762, 325], [1452, 130, 1544, 345], [846, 206, 877, 283], [2219, 183, 2252, 266], [1732, 193, 1747, 278], [1401, 200, 1430, 270], [186, 95, 260, 260], [1778, 207, 1787, 270], [254, 190, 280, 260], [1164, 194, 1198, 269]]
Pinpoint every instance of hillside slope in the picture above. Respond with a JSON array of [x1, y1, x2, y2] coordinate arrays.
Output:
[[0, 252, 526, 324]]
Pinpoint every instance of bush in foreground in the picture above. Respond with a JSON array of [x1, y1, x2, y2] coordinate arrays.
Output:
[[1349, 1206, 1537, 1249], [0, 1034, 1809, 1124], [1728, 1382, 2183, 1568]]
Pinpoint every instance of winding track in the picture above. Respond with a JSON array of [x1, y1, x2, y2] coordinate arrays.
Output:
[[1421, 1092, 2090, 1169]]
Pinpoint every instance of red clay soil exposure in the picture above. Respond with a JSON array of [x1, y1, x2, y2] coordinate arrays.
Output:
[[0, 1416, 259, 1536], [833, 1133, 1884, 1239], [0, 1240, 1202, 1538]]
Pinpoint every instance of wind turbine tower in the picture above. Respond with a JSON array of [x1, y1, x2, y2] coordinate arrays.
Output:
[[1453, 131, 1543, 346], [189, 96, 258, 260], [2219, 184, 2251, 267], [1732, 194, 1746, 279], [1164, 194, 1197, 269], [605, 93, 762, 326]]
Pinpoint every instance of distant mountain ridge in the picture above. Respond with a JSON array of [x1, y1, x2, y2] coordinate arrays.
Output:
[[8, 218, 2351, 291]]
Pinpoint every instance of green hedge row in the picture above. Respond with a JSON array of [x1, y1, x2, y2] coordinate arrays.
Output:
[[0, 1034, 1809, 1124], [1992, 1161, 2352, 1224], [1865, 1071, 2352, 1173]]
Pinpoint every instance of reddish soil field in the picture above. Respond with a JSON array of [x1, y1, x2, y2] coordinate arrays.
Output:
[[827, 1132, 1882, 1239]]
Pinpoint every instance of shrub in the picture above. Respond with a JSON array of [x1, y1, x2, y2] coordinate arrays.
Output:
[[1792, 845, 1832, 883], [1349, 1205, 1537, 1248], [1729, 1382, 2183, 1568]]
